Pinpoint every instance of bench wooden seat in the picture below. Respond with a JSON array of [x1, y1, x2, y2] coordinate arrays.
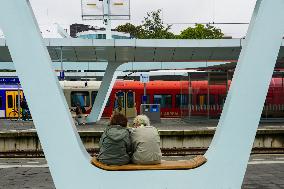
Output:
[[91, 155, 207, 171]]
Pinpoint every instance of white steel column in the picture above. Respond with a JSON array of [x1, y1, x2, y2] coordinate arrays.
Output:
[[0, 1, 91, 188], [1, 0, 284, 189], [87, 62, 122, 123], [205, 0, 284, 188]]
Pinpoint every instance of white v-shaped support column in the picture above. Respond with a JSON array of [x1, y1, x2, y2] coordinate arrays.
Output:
[[0, 0, 284, 188], [87, 62, 123, 123]]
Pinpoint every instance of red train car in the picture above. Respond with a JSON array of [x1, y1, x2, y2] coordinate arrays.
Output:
[[62, 78, 284, 119]]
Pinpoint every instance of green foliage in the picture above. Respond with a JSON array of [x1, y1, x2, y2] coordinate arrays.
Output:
[[116, 10, 224, 39], [178, 24, 224, 39], [116, 9, 175, 39], [141, 9, 175, 39], [116, 23, 147, 38]]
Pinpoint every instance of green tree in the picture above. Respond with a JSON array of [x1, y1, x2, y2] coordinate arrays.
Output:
[[141, 9, 175, 39], [178, 24, 224, 39], [116, 9, 175, 39], [116, 10, 224, 39], [116, 23, 147, 38]]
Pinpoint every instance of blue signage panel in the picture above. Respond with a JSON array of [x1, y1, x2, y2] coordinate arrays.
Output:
[[59, 71, 65, 80], [150, 104, 159, 112], [142, 95, 147, 104], [0, 77, 20, 84]]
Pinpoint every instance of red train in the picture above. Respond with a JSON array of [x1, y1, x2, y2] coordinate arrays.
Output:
[[62, 78, 284, 119]]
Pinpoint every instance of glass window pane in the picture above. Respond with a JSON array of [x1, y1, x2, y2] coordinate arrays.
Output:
[[15, 95, 19, 108], [154, 95, 162, 105], [92, 91, 110, 107], [209, 94, 215, 105], [154, 94, 172, 108], [175, 94, 189, 108], [115, 92, 125, 108], [0, 96, 2, 108], [197, 95, 207, 105], [127, 92, 134, 108], [164, 95, 172, 108], [106, 97, 110, 107], [8, 95, 13, 108], [71, 91, 90, 107], [218, 95, 226, 105], [91, 91, 98, 104]]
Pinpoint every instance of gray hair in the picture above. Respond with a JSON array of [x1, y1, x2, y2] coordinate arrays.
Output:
[[133, 115, 150, 127]]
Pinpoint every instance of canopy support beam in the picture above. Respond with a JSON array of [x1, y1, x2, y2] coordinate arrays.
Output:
[[87, 62, 122, 122]]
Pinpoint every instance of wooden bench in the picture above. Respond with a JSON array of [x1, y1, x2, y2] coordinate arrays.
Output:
[[91, 155, 207, 171]]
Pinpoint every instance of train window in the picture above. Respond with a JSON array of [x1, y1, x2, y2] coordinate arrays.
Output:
[[196, 95, 215, 105], [8, 95, 13, 108], [218, 95, 226, 105], [91, 91, 98, 104], [91, 91, 110, 107], [197, 95, 207, 105], [141, 95, 150, 104], [127, 92, 134, 108], [105, 97, 110, 107], [209, 95, 215, 105], [116, 92, 125, 108], [71, 91, 90, 107], [15, 96, 19, 107], [175, 94, 189, 108], [0, 96, 2, 108], [154, 94, 172, 108]]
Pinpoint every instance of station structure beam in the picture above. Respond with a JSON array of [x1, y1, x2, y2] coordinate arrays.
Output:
[[0, 61, 228, 71], [0, 0, 284, 189], [87, 62, 123, 122], [0, 38, 244, 63]]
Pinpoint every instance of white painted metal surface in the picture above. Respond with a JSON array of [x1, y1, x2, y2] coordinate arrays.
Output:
[[87, 62, 122, 122], [0, 0, 283, 188], [0, 61, 228, 70], [0, 38, 243, 62]]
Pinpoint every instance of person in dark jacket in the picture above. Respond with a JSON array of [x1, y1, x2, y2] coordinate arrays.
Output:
[[20, 98, 29, 121], [97, 113, 131, 165]]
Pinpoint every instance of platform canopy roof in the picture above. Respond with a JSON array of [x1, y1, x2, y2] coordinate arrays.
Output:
[[0, 38, 242, 62], [1, 38, 284, 68]]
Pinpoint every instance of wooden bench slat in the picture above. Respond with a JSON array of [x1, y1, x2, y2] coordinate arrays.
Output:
[[91, 155, 207, 171]]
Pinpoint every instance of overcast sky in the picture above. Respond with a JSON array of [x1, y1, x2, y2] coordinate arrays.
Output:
[[3, 0, 257, 38]]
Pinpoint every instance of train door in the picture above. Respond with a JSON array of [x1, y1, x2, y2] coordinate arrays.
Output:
[[126, 91, 136, 118], [5, 91, 23, 117], [115, 91, 136, 118]]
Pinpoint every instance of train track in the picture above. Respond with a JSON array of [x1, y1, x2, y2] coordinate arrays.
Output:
[[0, 148, 283, 158]]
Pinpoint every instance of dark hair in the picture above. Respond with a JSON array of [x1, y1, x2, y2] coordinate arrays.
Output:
[[110, 113, 128, 127]]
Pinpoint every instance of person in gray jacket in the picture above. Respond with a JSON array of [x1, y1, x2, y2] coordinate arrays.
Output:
[[97, 113, 132, 165], [131, 115, 162, 165]]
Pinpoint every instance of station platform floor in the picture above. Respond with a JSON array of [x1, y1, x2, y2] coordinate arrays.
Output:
[[0, 154, 283, 189], [1, 118, 284, 132], [0, 118, 283, 188]]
